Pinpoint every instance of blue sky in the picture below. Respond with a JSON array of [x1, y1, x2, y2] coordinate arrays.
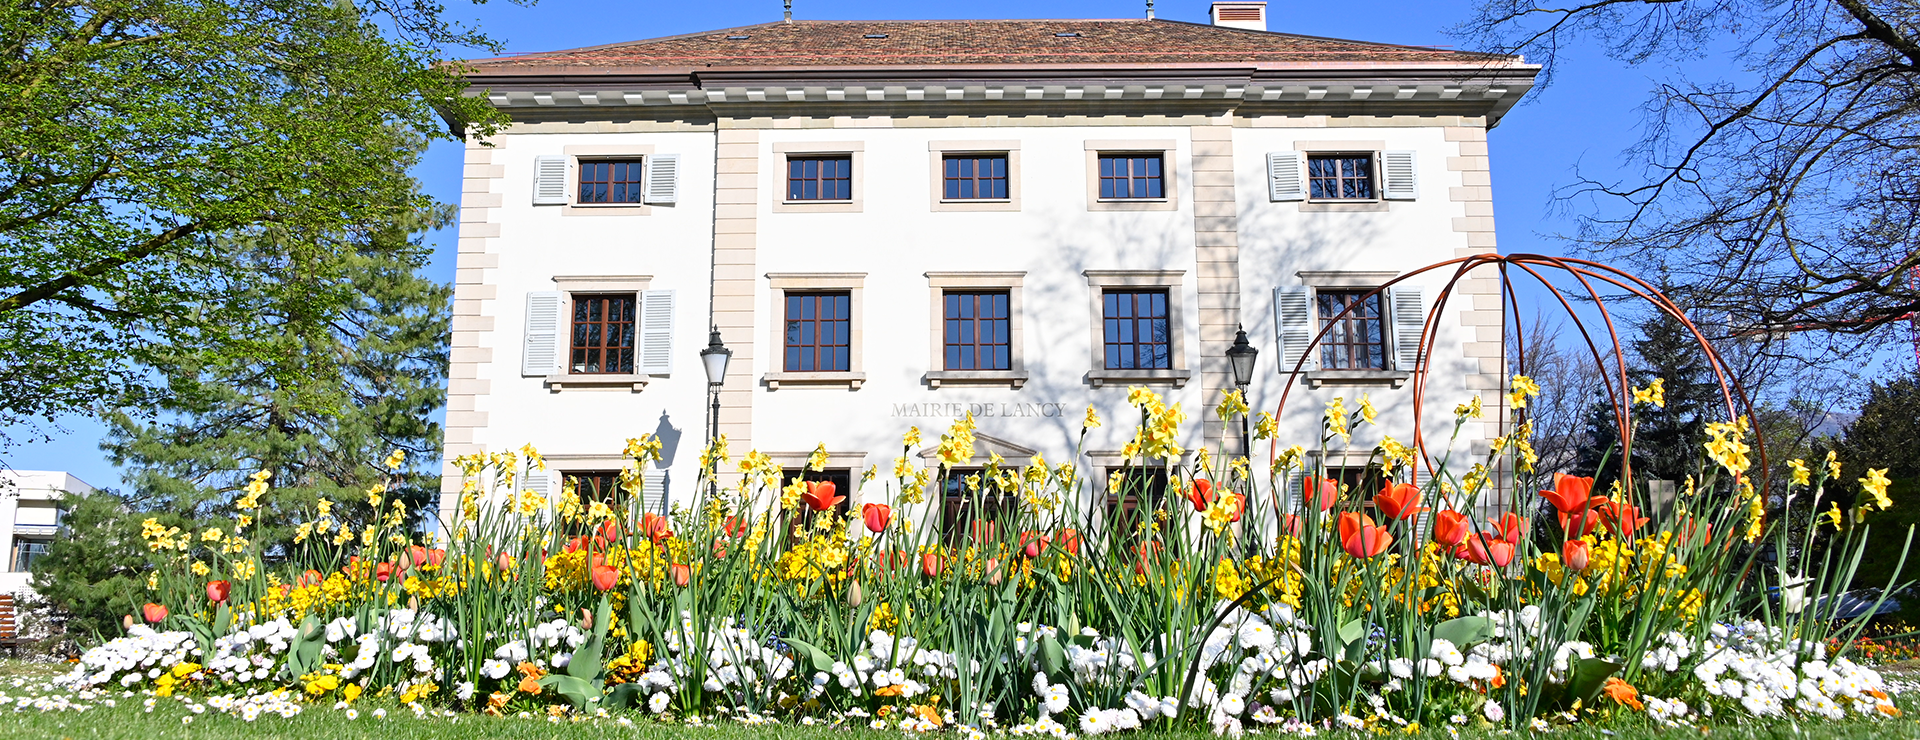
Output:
[[10, 0, 1664, 490]]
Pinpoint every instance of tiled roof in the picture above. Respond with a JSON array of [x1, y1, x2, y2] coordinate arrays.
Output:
[[462, 19, 1509, 73]]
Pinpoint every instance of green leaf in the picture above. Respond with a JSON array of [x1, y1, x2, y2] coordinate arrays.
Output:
[[1337, 618, 1366, 646], [538, 674, 602, 709], [1566, 658, 1622, 708], [1431, 616, 1494, 649], [782, 637, 835, 674], [604, 683, 645, 709], [212, 604, 231, 637], [1039, 632, 1067, 676]]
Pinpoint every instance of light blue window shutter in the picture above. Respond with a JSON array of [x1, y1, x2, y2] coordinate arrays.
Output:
[[639, 289, 674, 375], [532, 155, 569, 205], [1390, 287, 1425, 372], [523, 291, 564, 377], [643, 154, 680, 205], [1381, 150, 1418, 200], [1273, 286, 1316, 374], [1267, 151, 1304, 201]]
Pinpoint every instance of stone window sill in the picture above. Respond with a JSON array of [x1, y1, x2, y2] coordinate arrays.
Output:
[[1088, 369, 1191, 388], [924, 370, 1029, 389], [546, 374, 649, 392], [1304, 370, 1410, 388], [765, 371, 867, 391]]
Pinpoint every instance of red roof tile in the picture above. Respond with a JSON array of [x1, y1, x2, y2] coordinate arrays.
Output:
[[462, 19, 1509, 73]]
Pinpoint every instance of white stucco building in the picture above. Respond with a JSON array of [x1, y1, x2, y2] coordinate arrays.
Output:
[[1, 470, 89, 596], [442, 3, 1536, 528]]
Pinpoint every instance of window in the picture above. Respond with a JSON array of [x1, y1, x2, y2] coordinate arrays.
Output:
[[1326, 464, 1387, 508], [570, 294, 636, 374], [1103, 290, 1171, 370], [1317, 289, 1387, 370], [1106, 466, 1170, 544], [787, 156, 852, 201], [784, 292, 851, 372], [565, 471, 625, 503], [943, 155, 1009, 200], [10, 539, 49, 572], [1307, 154, 1374, 200], [578, 159, 647, 204], [944, 291, 1011, 371], [1098, 154, 1164, 199], [781, 469, 853, 530], [941, 470, 1018, 546]]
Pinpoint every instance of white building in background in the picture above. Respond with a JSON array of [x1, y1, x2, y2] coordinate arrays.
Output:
[[442, 3, 1536, 528], [0, 470, 90, 595]]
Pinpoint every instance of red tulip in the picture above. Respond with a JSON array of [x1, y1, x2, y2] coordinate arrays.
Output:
[[297, 569, 323, 588], [861, 503, 892, 534], [1432, 510, 1471, 548], [669, 563, 692, 588], [1600, 501, 1651, 540], [206, 580, 232, 604], [1132, 541, 1163, 575], [1562, 540, 1591, 572], [1020, 530, 1050, 559], [919, 552, 944, 578], [1055, 529, 1081, 555], [374, 563, 396, 582], [563, 536, 591, 554], [722, 515, 748, 538], [1374, 482, 1426, 521], [1491, 513, 1527, 544], [1457, 534, 1515, 567], [1560, 507, 1604, 538], [876, 549, 911, 573], [1342, 521, 1394, 559], [1281, 514, 1303, 537], [142, 603, 168, 624], [591, 564, 619, 592], [1186, 479, 1216, 512], [596, 520, 622, 543], [1540, 474, 1596, 514], [640, 513, 673, 542], [407, 545, 430, 569], [970, 520, 995, 543], [800, 481, 844, 512], [1337, 511, 1375, 546], [1308, 477, 1341, 511]]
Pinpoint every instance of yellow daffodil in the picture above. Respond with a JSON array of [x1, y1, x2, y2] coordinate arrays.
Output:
[[1826, 502, 1844, 530], [807, 443, 830, 472], [1253, 412, 1278, 441], [1861, 468, 1894, 510], [383, 449, 407, 470], [1788, 459, 1811, 487], [1359, 394, 1378, 426], [1083, 406, 1101, 430], [1631, 378, 1665, 408], [1454, 395, 1483, 420], [1508, 375, 1541, 410], [1827, 450, 1841, 480], [1216, 389, 1250, 422]]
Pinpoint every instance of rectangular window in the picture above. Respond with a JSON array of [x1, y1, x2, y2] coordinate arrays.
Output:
[[1307, 154, 1375, 200], [1317, 289, 1387, 370], [10, 539, 49, 572], [578, 159, 647, 204], [1106, 466, 1169, 544], [787, 155, 853, 201], [943, 291, 1011, 371], [570, 294, 636, 374], [1326, 464, 1386, 509], [565, 471, 625, 503], [1098, 154, 1164, 199], [941, 470, 1018, 546], [784, 292, 852, 372], [1102, 289, 1171, 370], [782, 469, 853, 526], [943, 155, 1009, 200]]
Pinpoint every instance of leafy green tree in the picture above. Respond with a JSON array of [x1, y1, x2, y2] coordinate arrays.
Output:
[[1828, 373, 1920, 594], [0, 0, 510, 446], [29, 491, 149, 640]]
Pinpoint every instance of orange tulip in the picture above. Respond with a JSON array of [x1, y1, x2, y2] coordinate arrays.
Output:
[[1281, 514, 1303, 537], [970, 520, 995, 543], [1132, 541, 1163, 575], [800, 480, 844, 512], [722, 515, 748, 539], [595, 520, 622, 543], [1432, 510, 1471, 548], [985, 558, 1004, 586], [1600, 501, 1650, 539], [669, 563, 692, 588], [1457, 534, 1515, 567], [1342, 521, 1393, 559], [861, 503, 892, 534], [1337, 511, 1376, 545], [1020, 530, 1049, 559], [1560, 507, 1605, 538], [206, 580, 231, 603], [142, 603, 168, 624], [1307, 477, 1341, 511], [876, 549, 910, 573], [919, 552, 944, 578], [495, 551, 515, 574], [297, 569, 323, 588], [640, 512, 673, 542], [563, 536, 591, 554], [1374, 482, 1425, 521], [1186, 479, 1216, 512], [590, 564, 619, 592], [1055, 529, 1081, 555], [1562, 540, 1591, 572], [1540, 474, 1597, 514], [1491, 512, 1527, 544]]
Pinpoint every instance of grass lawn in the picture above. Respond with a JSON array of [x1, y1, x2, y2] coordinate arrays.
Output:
[[1, 662, 1916, 740]]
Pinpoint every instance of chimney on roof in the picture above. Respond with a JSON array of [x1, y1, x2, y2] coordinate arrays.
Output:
[[1210, 2, 1266, 32]]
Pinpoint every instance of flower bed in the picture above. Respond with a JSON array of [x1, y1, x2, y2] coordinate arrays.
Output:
[[49, 384, 1915, 735]]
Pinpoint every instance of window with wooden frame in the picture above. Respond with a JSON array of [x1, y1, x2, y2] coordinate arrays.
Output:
[[1316, 289, 1387, 370], [1097, 154, 1165, 199], [564, 471, 625, 503], [1306, 154, 1375, 200], [943, 291, 1011, 371], [942, 154, 1009, 200], [787, 155, 853, 201], [1105, 466, 1170, 545], [1325, 464, 1386, 510], [781, 468, 852, 532], [940, 469, 1018, 547], [570, 294, 637, 374], [783, 292, 852, 372], [1102, 289, 1172, 370], [577, 159, 647, 204]]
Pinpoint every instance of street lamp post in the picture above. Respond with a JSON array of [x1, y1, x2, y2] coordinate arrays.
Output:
[[1226, 325, 1258, 457], [699, 328, 732, 450]]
